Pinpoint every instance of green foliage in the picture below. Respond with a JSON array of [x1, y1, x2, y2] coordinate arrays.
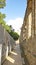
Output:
[[4, 25, 11, 33], [9, 31, 19, 40], [0, 0, 19, 41], [4, 24, 19, 40], [0, 12, 6, 26], [0, 19, 6, 25], [0, 12, 6, 19], [0, 0, 6, 8]]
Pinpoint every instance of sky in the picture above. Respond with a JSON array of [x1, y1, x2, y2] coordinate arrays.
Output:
[[0, 0, 27, 34]]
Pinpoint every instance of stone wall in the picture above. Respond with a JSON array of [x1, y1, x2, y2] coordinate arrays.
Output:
[[19, 0, 36, 65], [0, 24, 15, 65]]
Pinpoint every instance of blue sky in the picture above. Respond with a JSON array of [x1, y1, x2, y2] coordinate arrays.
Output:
[[0, 0, 27, 21], [0, 0, 27, 34]]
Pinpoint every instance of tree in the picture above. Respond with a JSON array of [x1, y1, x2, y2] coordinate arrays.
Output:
[[12, 32, 19, 40], [0, 0, 6, 8], [4, 25, 11, 33], [9, 25, 15, 31], [0, 12, 6, 26], [10, 31, 19, 40], [0, 0, 6, 27], [0, 0, 6, 25], [0, 0, 19, 41], [0, 12, 6, 19]]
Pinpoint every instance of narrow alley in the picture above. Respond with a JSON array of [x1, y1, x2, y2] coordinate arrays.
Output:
[[0, 0, 36, 65], [3, 42, 23, 65]]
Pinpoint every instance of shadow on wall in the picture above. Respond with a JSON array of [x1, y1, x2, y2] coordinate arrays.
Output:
[[20, 35, 36, 65], [20, 42, 30, 65]]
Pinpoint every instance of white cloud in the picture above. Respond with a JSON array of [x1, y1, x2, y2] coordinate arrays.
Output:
[[7, 18, 23, 34]]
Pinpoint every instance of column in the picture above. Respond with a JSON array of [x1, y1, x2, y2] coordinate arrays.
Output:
[[0, 44, 2, 65], [28, 12, 32, 39]]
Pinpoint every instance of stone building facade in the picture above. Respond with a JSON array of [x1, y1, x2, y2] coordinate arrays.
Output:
[[19, 0, 36, 65], [0, 25, 15, 65]]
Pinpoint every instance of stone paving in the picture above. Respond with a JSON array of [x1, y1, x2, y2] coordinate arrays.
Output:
[[3, 43, 23, 65]]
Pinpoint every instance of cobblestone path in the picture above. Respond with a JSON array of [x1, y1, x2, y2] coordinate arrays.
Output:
[[3, 43, 23, 65]]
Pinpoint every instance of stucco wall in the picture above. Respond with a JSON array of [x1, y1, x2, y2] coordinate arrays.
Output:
[[0, 24, 15, 65]]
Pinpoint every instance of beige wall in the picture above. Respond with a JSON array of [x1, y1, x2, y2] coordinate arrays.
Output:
[[19, 0, 36, 65]]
